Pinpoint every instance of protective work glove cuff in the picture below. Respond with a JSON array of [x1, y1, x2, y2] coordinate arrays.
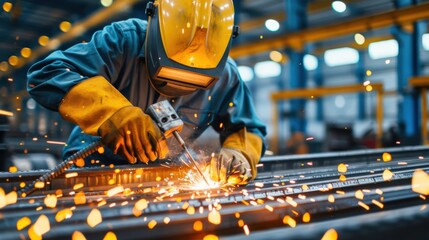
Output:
[[222, 128, 263, 181], [58, 76, 132, 135]]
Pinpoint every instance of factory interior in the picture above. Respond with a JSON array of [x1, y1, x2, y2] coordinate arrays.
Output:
[[2, 0, 429, 239]]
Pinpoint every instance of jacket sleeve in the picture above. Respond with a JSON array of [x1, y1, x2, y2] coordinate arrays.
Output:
[[26, 19, 146, 111], [212, 59, 267, 156]]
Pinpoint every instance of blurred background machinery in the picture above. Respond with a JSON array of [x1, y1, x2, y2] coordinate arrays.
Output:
[[0, 0, 429, 167], [1, 1, 429, 239]]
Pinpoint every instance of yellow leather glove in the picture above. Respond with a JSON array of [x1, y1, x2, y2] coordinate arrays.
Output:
[[59, 76, 168, 164], [210, 128, 263, 185]]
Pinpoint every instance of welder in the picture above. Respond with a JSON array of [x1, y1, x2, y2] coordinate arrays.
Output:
[[26, 0, 266, 185]]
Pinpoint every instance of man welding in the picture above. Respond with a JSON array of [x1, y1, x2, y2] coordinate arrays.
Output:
[[26, 0, 266, 185]]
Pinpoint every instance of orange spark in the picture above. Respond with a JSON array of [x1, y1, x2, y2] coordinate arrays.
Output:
[[337, 163, 347, 173], [148, 220, 157, 229], [74, 191, 86, 205], [87, 209, 102, 228], [382, 169, 394, 181], [382, 152, 392, 162], [33, 214, 50, 236], [282, 215, 296, 227], [73, 183, 84, 190], [203, 235, 219, 240], [55, 208, 73, 222], [358, 201, 370, 210], [302, 212, 311, 223], [321, 228, 338, 240], [106, 186, 124, 197], [103, 231, 117, 240], [243, 224, 250, 235], [208, 209, 221, 225], [65, 172, 78, 178], [44, 194, 57, 208], [135, 199, 149, 211], [372, 199, 384, 209], [355, 190, 364, 200], [16, 216, 31, 231], [193, 220, 203, 231], [412, 169, 429, 195], [72, 231, 86, 240]]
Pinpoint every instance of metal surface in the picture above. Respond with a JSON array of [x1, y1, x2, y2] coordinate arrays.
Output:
[[1, 145, 429, 239]]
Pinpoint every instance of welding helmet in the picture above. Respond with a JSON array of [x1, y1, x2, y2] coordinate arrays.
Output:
[[145, 0, 239, 97]]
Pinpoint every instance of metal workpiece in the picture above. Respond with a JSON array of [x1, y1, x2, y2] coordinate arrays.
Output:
[[1, 145, 429, 239]]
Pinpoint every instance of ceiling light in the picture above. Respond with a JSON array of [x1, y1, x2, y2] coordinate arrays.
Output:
[[8, 55, 19, 66], [332, 1, 347, 13], [368, 39, 398, 59], [354, 33, 365, 45], [100, 0, 113, 7], [265, 19, 280, 32], [422, 33, 429, 51], [60, 21, 72, 32], [254, 61, 281, 79], [237, 66, 254, 82], [269, 51, 283, 62], [21, 47, 32, 58], [304, 54, 318, 71], [324, 47, 359, 67], [38, 36, 50, 46]]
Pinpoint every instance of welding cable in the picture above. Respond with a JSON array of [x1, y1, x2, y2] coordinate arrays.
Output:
[[18, 140, 103, 198]]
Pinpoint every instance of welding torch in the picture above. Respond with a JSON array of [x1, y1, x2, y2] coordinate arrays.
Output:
[[146, 100, 211, 187], [19, 100, 210, 197]]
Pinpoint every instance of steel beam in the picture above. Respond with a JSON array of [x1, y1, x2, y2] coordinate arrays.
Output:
[[230, 2, 429, 58]]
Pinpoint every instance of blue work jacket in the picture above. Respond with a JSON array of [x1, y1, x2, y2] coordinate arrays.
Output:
[[27, 18, 267, 164]]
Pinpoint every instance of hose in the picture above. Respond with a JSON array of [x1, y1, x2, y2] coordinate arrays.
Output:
[[18, 140, 103, 197]]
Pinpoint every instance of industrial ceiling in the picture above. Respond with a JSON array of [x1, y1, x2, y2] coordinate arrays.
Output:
[[0, 0, 429, 90]]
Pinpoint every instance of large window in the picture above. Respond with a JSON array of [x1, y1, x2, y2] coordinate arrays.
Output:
[[368, 39, 398, 59], [324, 47, 359, 67]]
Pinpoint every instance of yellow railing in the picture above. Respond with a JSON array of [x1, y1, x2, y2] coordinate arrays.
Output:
[[270, 83, 384, 154]]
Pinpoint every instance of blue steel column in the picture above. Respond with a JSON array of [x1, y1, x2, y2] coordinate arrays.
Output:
[[315, 55, 324, 121], [356, 50, 366, 120], [284, 0, 308, 134], [394, 0, 421, 143]]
